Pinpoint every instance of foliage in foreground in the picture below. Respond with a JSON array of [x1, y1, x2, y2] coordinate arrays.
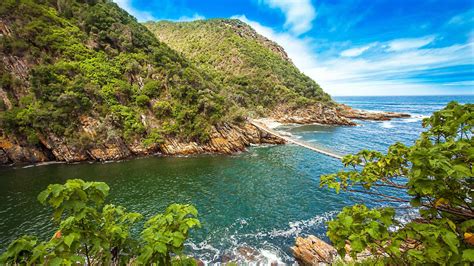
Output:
[[321, 102, 473, 265], [0, 179, 200, 265]]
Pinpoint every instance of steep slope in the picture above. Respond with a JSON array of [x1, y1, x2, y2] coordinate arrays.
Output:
[[145, 19, 338, 116], [0, 0, 282, 165]]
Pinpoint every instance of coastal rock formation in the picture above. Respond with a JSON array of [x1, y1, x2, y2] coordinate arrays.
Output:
[[271, 104, 356, 125], [338, 104, 410, 121], [292, 235, 339, 265], [269, 103, 410, 126], [0, 122, 285, 166]]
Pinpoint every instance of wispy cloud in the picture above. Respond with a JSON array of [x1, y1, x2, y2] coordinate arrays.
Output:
[[113, 0, 156, 22], [307, 42, 473, 95], [387, 36, 436, 52], [232, 15, 473, 96], [340, 44, 374, 57], [448, 8, 474, 25], [260, 0, 316, 35]]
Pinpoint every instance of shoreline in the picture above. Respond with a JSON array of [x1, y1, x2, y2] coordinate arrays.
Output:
[[0, 107, 410, 167]]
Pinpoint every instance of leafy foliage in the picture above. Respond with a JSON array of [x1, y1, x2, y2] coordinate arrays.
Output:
[[0, 179, 200, 265], [321, 102, 474, 265]]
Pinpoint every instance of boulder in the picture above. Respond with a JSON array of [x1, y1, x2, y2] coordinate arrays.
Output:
[[292, 235, 338, 265]]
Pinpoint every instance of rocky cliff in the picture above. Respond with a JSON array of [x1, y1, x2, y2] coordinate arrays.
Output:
[[0, 121, 284, 165]]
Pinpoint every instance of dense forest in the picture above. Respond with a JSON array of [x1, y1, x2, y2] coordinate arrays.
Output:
[[146, 19, 333, 112]]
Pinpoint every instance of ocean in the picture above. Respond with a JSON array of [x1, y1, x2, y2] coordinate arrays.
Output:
[[0, 95, 472, 263]]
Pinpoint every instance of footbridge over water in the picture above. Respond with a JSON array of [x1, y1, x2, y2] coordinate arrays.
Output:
[[249, 120, 344, 160]]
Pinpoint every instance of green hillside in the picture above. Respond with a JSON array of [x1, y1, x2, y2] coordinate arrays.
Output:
[[0, 0, 343, 164], [145, 19, 333, 112], [0, 0, 230, 146]]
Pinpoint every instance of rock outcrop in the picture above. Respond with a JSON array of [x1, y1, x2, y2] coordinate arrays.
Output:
[[269, 103, 410, 126], [0, 121, 285, 166], [271, 104, 356, 126], [338, 104, 410, 121], [292, 235, 339, 265]]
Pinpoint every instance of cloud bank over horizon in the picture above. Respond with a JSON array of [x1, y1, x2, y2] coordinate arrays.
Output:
[[114, 0, 473, 96]]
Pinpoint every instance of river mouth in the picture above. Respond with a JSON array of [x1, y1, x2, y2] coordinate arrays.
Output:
[[1, 95, 471, 263]]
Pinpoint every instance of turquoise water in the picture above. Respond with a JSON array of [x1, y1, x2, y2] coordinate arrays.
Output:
[[0, 95, 472, 263]]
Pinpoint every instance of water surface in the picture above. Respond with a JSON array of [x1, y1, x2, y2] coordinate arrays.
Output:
[[0, 95, 472, 263]]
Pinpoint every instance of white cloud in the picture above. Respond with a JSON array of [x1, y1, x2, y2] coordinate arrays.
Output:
[[231, 15, 473, 96], [261, 0, 316, 35], [340, 44, 374, 57], [448, 9, 474, 25], [307, 42, 474, 95], [113, 0, 156, 22], [387, 36, 435, 51], [176, 13, 205, 22]]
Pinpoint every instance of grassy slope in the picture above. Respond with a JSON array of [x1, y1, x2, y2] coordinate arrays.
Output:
[[145, 19, 333, 114]]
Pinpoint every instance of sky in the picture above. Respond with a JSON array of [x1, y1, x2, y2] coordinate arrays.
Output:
[[114, 0, 474, 96]]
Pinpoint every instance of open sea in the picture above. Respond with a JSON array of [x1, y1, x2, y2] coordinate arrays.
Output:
[[0, 95, 472, 264]]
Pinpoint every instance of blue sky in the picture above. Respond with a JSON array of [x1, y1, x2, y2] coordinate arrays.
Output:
[[114, 0, 474, 96]]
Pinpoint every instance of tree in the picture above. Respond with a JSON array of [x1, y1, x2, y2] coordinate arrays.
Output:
[[0, 179, 200, 265], [320, 102, 473, 265]]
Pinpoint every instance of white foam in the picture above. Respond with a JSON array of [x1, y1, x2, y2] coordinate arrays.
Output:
[[381, 121, 394, 128], [255, 118, 283, 129]]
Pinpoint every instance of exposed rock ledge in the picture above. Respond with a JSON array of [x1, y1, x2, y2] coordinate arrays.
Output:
[[338, 104, 411, 121], [0, 122, 284, 166], [292, 235, 373, 265], [270, 103, 410, 125]]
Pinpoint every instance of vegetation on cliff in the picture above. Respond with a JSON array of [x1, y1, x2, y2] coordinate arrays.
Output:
[[321, 102, 474, 264], [145, 19, 333, 113], [0, 0, 342, 165], [0, 0, 228, 151], [0, 179, 200, 265]]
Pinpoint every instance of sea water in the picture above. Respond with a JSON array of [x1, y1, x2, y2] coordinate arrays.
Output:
[[0, 95, 472, 263]]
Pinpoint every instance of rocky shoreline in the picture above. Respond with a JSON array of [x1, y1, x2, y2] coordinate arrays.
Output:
[[0, 105, 409, 167], [0, 122, 284, 167]]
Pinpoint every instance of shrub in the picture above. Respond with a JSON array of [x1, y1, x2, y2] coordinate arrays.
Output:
[[135, 94, 150, 107], [321, 102, 474, 265], [0, 179, 201, 265], [153, 100, 173, 117]]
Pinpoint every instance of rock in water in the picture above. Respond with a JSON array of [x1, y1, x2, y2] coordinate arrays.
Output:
[[291, 235, 338, 265]]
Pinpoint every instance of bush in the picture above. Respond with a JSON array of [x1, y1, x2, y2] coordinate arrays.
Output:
[[135, 94, 150, 107], [142, 80, 162, 97], [0, 179, 201, 265], [321, 102, 474, 265], [153, 100, 172, 117]]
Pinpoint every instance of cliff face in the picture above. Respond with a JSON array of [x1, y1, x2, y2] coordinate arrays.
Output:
[[1, 121, 283, 165]]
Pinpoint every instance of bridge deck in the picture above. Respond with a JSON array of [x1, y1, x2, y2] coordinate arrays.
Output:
[[249, 120, 344, 160]]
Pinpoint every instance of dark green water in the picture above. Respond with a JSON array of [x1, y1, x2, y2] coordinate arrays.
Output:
[[0, 145, 353, 263], [1, 95, 471, 263]]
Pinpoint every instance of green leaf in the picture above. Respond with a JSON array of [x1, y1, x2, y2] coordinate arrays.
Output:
[[441, 230, 459, 253], [462, 249, 474, 262]]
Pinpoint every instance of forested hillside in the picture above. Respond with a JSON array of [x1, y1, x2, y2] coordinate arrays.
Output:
[[0, 0, 348, 165], [146, 19, 332, 113]]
